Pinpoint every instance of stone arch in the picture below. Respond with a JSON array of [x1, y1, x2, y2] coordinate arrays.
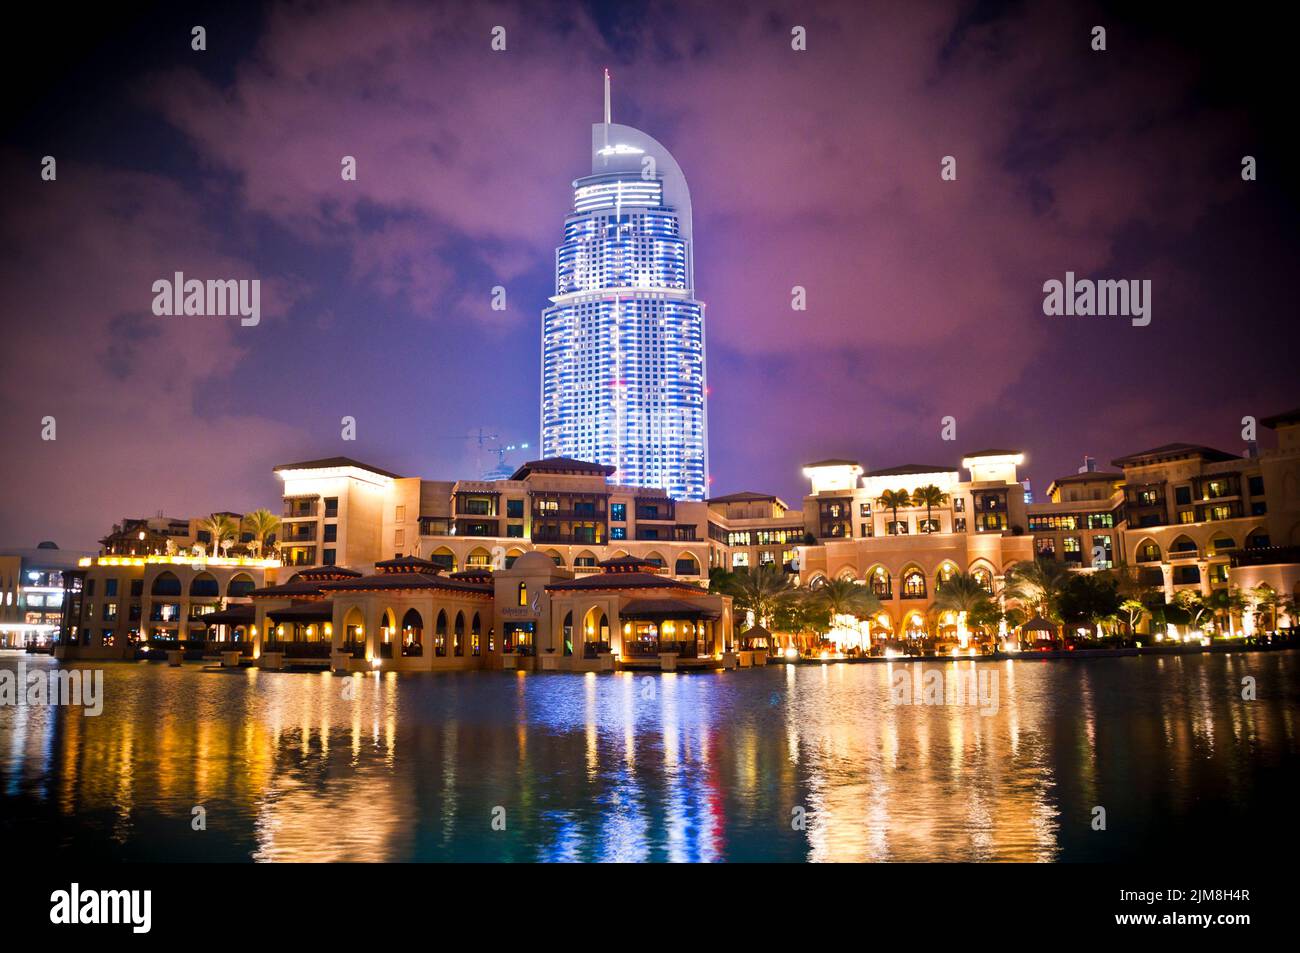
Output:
[[934, 561, 959, 591], [967, 559, 996, 593], [451, 611, 464, 659], [642, 550, 666, 570], [435, 609, 448, 656], [574, 549, 599, 570], [866, 565, 892, 598], [429, 546, 456, 571], [401, 608, 424, 656], [902, 610, 928, 636], [227, 572, 255, 598], [379, 607, 398, 651], [1208, 533, 1237, 556], [189, 571, 220, 598], [805, 572, 828, 589], [343, 606, 365, 650], [900, 564, 927, 600], [1134, 537, 1162, 563], [674, 552, 701, 576], [835, 566, 859, 582], [561, 610, 574, 656], [463, 612, 477, 657], [544, 549, 565, 567], [582, 605, 610, 655], [1169, 534, 1199, 557], [151, 571, 181, 597], [466, 547, 492, 569]]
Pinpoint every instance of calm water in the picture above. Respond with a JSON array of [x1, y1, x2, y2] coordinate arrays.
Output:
[[2, 650, 1298, 862]]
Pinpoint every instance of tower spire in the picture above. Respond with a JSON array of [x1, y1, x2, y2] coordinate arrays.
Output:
[[603, 68, 612, 126]]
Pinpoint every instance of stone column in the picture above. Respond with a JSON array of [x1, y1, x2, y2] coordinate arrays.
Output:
[[1197, 561, 1211, 597]]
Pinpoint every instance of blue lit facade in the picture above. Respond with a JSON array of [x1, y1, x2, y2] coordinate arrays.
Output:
[[541, 118, 708, 501]]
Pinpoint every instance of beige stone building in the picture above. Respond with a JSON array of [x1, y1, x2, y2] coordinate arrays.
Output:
[[54, 407, 1300, 661], [792, 452, 1036, 640]]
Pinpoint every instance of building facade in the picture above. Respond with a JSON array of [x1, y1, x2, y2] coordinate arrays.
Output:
[[792, 452, 1037, 641], [540, 77, 708, 501], [0, 542, 92, 648], [49, 409, 1300, 661]]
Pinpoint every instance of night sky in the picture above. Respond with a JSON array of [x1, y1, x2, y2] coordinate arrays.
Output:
[[1, 1, 1296, 550]]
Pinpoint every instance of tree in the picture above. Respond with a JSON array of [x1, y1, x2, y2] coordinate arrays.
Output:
[[774, 597, 831, 649], [806, 578, 882, 624], [197, 513, 239, 559], [911, 484, 948, 533], [1058, 573, 1122, 636], [242, 508, 281, 558], [1004, 559, 1072, 619], [715, 565, 799, 637], [1173, 590, 1212, 632], [1251, 584, 1282, 632], [1119, 598, 1146, 637], [933, 570, 996, 645], [876, 489, 912, 535], [969, 599, 1004, 636], [1204, 587, 1247, 636]]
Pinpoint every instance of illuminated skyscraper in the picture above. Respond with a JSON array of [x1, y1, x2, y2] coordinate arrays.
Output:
[[541, 72, 708, 501]]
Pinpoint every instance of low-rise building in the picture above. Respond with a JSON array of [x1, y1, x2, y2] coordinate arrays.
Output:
[[0, 542, 93, 648]]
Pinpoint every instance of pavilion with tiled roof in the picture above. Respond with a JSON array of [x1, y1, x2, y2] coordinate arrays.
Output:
[[544, 554, 733, 669]]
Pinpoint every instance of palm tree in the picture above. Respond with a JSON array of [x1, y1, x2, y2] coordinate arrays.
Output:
[[197, 513, 239, 558], [242, 508, 281, 558], [1204, 587, 1248, 637], [933, 571, 994, 617], [1004, 559, 1072, 620], [876, 489, 912, 535], [911, 484, 948, 533], [716, 565, 799, 639], [806, 578, 882, 623], [1250, 585, 1286, 633], [932, 571, 994, 644]]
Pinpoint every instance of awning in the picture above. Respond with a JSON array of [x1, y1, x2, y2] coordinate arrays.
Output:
[[202, 605, 255, 626], [621, 597, 722, 620], [267, 601, 334, 624]]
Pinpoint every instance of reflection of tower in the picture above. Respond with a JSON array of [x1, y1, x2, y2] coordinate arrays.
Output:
[[540, 70, 708, 500]]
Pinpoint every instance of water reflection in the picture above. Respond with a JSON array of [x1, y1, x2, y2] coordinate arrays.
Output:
[[1, 650, 1298, 861]]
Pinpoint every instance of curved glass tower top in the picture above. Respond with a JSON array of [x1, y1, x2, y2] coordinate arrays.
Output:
[[541, 78, 709, 501]]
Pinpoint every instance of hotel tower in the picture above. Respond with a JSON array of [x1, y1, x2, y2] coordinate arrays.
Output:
[[541, 71, 709, 501]]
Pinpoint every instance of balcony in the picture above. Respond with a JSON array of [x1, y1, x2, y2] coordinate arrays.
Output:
[[282, 500, 319, 519], [280, 525, 318, 543], [454, 519, 500, 538], [419, 517, 454, 537]]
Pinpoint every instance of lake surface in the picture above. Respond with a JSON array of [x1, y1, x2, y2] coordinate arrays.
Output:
[[2, 650, 1298, 862]]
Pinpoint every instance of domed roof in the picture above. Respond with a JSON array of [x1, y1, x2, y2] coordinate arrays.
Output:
[[509, 551, 560, 572]]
